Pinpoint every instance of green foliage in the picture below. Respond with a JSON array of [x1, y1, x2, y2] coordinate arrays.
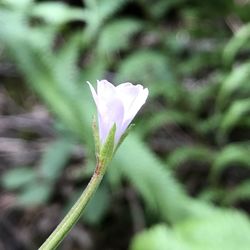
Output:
[[1, 0, 250, 248], [82, 183, 110, 225], [98, 19, 143, 57], [2, 167, 36, 190], [131, 211, 250, 250], [31, 2, 86, 25], [1, 138, 73, 207], [223, 23, 250, 64], [210, 143, 250, 182], [116, 50, 175, 97], [40, 138, 73, 180]]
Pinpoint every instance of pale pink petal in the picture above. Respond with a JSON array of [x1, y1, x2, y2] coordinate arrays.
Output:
[[98, 97, 125, 144], [116, 83, 142, 109], [120, 88, 148, 135], [97, 80, 116, 102]]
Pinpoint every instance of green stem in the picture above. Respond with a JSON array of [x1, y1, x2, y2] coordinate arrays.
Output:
[[39, 160, 106, 250]]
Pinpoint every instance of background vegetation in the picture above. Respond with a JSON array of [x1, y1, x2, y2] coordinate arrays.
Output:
[[0, 0, 250, 249]]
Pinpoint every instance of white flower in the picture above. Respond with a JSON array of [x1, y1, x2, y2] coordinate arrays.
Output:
[[88, 80, 149, 144]]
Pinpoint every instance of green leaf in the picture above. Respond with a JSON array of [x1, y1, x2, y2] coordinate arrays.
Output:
[[111, 133, 201, 223], [218, 99, 250, 141], [97, 19, 142, 57], [131, 224, 189, 250], [210, 143, 250, 182], [31, 2, 86, 25], [137, 110, 194, 138], [167, 145, 214, 170], [223, 23, 250, 65], [217, 62, 250, 110], [1, 167, 36, 190], [131, 211, 250, 250], [176, 211, 250, 250], [82, 183, 110, 225], [2, 0, 33, 9], [18, 182, 52, 206], [40, 138, 73, 180], [223, 181, 250, 205]]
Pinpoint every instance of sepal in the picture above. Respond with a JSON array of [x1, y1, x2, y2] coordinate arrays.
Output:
[[92, 116, 100, 157], [99, 124, 116, 166]]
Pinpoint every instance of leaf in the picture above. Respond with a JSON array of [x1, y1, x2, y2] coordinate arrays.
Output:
[[1, 167, 36, 190], [210, 143, 250, 182], [217, 62, 250, 110], [2, 0, 33, 9], [167, 145, 214, 170], [97, 19, 142, 57], [83, 0, 126, 40], [141, 0, 184, 18], [31, 2, 86, 25], [137, 110, 194, 138], [223, 181, 250, 205], [82, 183, 110, 225], [218, 99, 250, 140], [111, 133, 201, 223], [40, 138, 73, 181], [131, 211, 250, 250], [223, 23, 250, 65], [130, 224, 189, 250], [18, 182, 52, 206]]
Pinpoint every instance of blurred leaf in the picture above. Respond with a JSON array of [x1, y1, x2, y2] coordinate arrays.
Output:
[[218, 99, 250, 140], [223, 23, 250, 64], [112, 133, 213, 223], [141, 0, 184, 18], [1, 167, 36, 190], [210, 143, 250, 182], [98, 18, 142, 57], [40, 138, 73, 180], [131, 224, 189, 250], [83, 0, 126, 40], [223, 181, 250, 205], [2, 0, 33, 9], [31, 2, 85, 25], [167, 145, 214, 170], [131, 211, 250, 250], [138, 110, 194, 138], [82, 183, 110, 225], [18, 182, 52, 206], [217, 62, 250, 110]]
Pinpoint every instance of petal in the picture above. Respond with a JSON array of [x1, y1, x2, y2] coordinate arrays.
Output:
[[120, 87, 148, 134], [98, 97, 125, 144], [128, 87, 148, 120], [116, 83, 143, 117], [97, 80, 116, 102]]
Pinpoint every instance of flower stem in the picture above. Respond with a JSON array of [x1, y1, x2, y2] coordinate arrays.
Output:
[[39, 160, 106, 250]]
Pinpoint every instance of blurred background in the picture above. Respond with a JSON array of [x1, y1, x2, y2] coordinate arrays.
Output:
[[0, 0, 250, 249]]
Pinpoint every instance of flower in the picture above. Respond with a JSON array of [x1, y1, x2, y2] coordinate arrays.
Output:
[[88, 80, 149, 145]]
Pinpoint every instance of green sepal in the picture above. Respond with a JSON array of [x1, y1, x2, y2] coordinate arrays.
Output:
[[114, 123, 135, 153], [92, 116, 100, 156], [99, 124, 116, 166]]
